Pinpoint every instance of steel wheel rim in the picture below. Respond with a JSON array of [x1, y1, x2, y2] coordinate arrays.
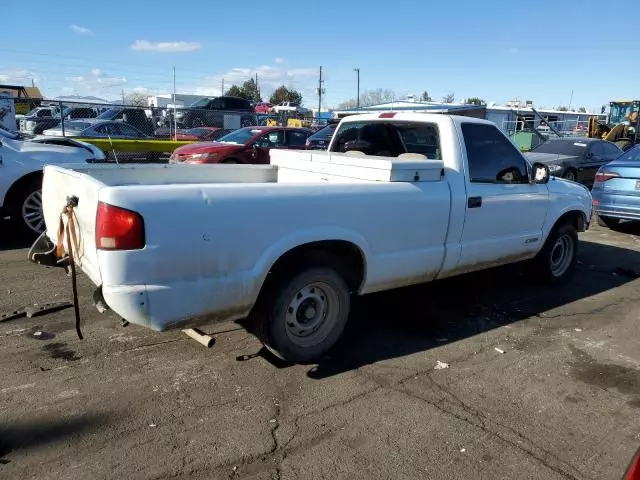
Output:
[[21, 190, 44, 233], [550, 234, 574, 277], [565, 171, 576, 181], [284, 281, 339, 348]]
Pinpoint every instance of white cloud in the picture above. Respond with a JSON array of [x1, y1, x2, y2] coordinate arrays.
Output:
[[66, 68, 127, 94], [0, 68, 39, 84], [193, 62, 318, 101], [275, 57, 286, 64], [70, 24, 93, 35], [130, 40, 202, 53]]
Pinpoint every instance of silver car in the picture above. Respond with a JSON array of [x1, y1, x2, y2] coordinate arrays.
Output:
[[42, 119, 149, 139]]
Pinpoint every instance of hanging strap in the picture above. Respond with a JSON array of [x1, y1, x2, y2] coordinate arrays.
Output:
[[56, 198, 83, 340]]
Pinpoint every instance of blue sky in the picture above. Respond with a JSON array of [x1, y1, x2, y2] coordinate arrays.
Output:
[[1, 0, 637, 111]]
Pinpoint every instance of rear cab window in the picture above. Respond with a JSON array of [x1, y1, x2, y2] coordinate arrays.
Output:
[[329, 121, 441, 159]]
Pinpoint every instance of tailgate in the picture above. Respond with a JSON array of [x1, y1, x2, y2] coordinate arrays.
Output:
[[42, 165, 103, 286]]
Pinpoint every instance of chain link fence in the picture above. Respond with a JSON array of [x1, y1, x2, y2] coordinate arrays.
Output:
[[14, 99, 263, 163]]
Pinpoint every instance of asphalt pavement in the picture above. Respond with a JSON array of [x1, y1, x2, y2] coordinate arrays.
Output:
[[0, 222, 639, 480]]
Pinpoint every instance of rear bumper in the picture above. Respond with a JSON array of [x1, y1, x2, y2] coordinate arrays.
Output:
[[592, 192, 640, 220], [101, 283, 252, 332]]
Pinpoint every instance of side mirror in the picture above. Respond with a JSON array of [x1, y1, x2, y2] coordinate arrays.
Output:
[[532, 162, 550, 184]]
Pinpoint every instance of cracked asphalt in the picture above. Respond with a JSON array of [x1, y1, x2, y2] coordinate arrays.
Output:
[[1, 222, 640, 480]]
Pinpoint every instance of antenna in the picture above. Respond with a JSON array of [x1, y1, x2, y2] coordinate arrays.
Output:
[[106, 134, 119, 165]]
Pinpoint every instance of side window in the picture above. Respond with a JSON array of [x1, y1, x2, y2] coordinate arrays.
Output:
[[462, 123, 529, 184], [287, 131, 309, 147], [37, 109, 49, 117], [589, 142, 604, 157], [602, 142, 622, 157], [119, 123, 143, 137], [257, 131, 284, 147], [210, 98, 225, 110]]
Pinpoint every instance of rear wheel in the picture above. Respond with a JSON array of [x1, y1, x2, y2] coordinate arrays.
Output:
[[532, 223, 578, 283], [563, 169, 577, 182], [222, 158, 239, 164], [596, 215, 620, 229], [253, 260, 351, 362]]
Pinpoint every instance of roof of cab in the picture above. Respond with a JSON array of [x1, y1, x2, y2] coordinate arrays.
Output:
[[337, 112, 494, 126]]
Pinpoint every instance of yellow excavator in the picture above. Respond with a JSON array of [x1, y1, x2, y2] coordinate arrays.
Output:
[[588, 100, 640, 151]]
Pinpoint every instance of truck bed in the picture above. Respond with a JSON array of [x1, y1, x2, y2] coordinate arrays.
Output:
[[41, 157, 450, 331]]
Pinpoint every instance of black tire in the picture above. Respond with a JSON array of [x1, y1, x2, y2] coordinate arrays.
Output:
[[596, 215, 620, 229], [562, 169, 577, 182], [615, 140, 634, 152], [253, 262, 351, 363], [8, 178, 44, 238], [222, 158, 240, 164], [532, 223, 579, 283]]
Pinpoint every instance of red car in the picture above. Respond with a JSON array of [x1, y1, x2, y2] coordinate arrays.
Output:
[[254, 102, 273, 114], [169, 126, 313, 164], [174, 127, 232, 141]]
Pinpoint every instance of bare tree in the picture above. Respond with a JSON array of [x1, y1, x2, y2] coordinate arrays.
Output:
[[419, 90, 432, 102], [124, 92, 148, 107], [336, 88, 396, 110], [442, 92, 455, 103]]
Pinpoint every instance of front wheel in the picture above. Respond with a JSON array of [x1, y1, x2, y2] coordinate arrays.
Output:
[[532, 223, 578, 283], [9, 179, 45, 237], [254, 266, 351, 362]]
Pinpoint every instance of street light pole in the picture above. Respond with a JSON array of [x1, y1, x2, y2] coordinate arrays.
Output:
[[354, 68, 360, 109]]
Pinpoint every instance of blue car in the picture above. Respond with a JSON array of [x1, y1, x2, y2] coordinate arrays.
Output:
[[592, 144, 640, 228]]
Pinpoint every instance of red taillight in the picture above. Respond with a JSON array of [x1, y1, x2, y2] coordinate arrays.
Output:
[[96, 202, 145, 250], [623, 449, 640, 480], [379, 112, 396, 118], [594, 171, 619, 183]]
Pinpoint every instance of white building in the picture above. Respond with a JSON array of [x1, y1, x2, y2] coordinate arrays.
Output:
[[147, 94, 207, 109]]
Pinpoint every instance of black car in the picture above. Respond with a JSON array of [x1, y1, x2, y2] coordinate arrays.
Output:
[[305, 123, 338, 150], [97, 107, 154, 135], [177, 96, 257, 129], [526, 137, 622, 186]]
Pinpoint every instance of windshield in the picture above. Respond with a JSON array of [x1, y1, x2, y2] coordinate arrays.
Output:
[[609, 103, 638, 125], [614, 145, 640, 162], [309, 124, 337, 141], [217, 127, 264, 145], [63, 121, 92, 132], [98, 107, 122, 120], [189, 98, 211, 108], [531, 139, 588, 156]]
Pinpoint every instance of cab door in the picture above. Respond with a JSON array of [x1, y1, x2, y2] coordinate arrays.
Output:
[[457, 123, 549, 273]]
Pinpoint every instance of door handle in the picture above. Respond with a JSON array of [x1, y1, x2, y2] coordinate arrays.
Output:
[[468, 196, 482, 208]]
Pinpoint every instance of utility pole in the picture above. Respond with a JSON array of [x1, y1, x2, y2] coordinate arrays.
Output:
[[121, 89, 125, 104], [317, 66, 324, 117], [255, 72, 260, 101], [354, 68, 360, 109], [173, 66, 177, 140], [568, 89, 574, 111], [221, 78, 225, 95]]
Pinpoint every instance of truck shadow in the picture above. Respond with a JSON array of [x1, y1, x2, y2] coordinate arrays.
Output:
[[0, 221, 34, 251], [0, 413, 106, 464], [303, 239, 640, 379]]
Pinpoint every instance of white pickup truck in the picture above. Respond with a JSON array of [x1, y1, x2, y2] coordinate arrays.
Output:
[[29, 113, 592, 362]]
